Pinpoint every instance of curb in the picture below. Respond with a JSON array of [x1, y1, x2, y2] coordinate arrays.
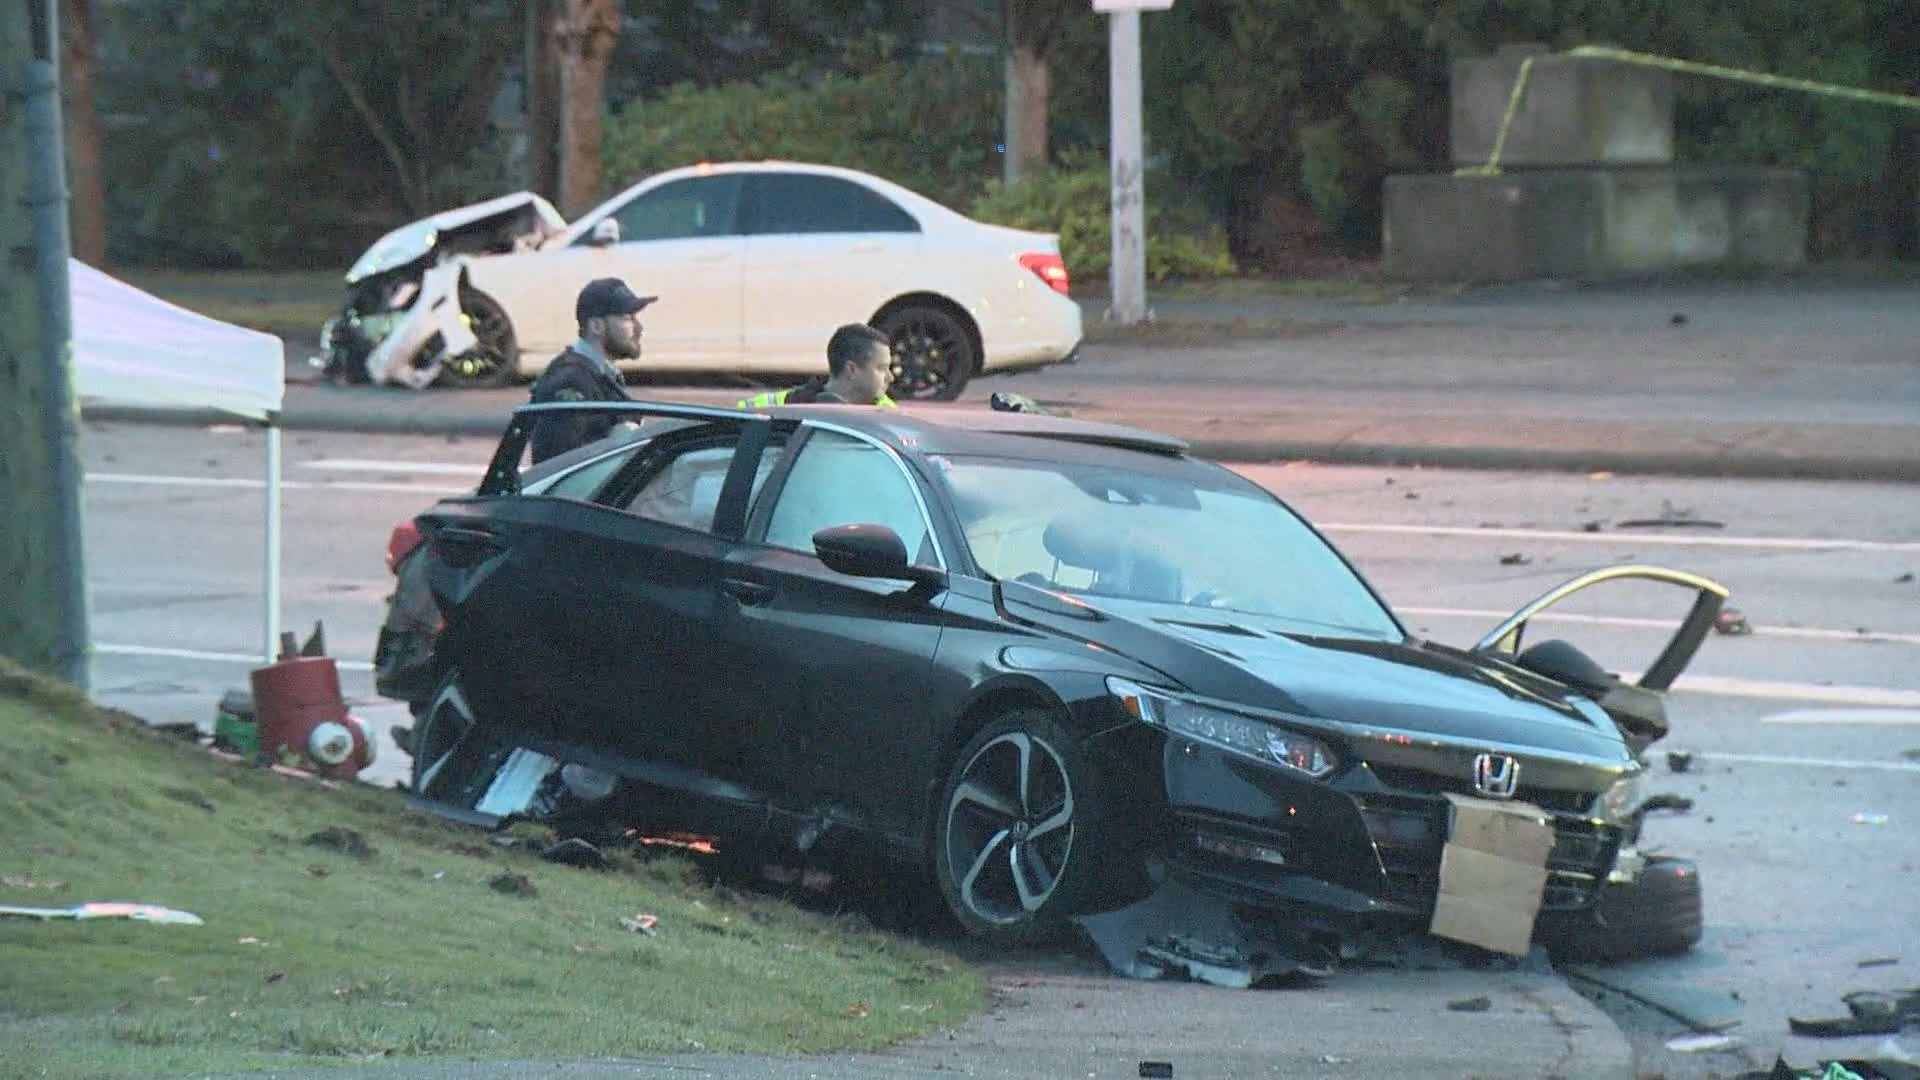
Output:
[[82, 404, 1920, 484]]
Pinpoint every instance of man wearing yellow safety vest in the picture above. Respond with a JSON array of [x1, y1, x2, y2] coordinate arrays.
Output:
[[737, 324, 900, 410]]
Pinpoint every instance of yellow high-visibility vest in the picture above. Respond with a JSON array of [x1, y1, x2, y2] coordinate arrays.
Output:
[[735, 386, 897, 409]]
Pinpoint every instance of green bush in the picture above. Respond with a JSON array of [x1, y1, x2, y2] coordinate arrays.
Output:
[[968, 150, 1237, 282], [601, 51, 1003, 213]]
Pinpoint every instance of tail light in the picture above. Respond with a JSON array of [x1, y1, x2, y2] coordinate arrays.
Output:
[[386, 521, 424, 573], [1019, 252, 1071, 295]]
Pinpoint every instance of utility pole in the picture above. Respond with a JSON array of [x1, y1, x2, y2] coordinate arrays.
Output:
[[1093, 0, 1171, 326], [1, 0, 92, 689]]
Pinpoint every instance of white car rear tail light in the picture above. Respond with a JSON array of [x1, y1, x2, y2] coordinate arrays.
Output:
[[1018, 252, 1071, 295]]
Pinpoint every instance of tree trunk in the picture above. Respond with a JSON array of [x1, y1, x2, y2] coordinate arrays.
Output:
[[1003, 42, 1049, 184], [525, 0, 560, 201], [61, 0, 106, 266], [555, 0, 619, 217], [1002, 0, 1064, 186]]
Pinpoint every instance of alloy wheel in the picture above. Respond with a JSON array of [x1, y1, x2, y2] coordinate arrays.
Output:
[[941, 731, 1077, 926], [411, 675, 475, 797], [884, 310, 970, 400], [437, 290, 517, 389]]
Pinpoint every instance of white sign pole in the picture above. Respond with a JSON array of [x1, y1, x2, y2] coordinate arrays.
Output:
[[1106, 7, 1146, 326]]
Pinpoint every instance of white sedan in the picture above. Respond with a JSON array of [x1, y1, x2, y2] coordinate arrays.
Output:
[[318, 161, 1085, 400]]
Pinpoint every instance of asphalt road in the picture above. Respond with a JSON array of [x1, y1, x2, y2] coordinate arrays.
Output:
[[77, 424, 1920, 1078]]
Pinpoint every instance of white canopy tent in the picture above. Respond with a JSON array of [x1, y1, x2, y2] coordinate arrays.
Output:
[[67, 258, 290, 660]]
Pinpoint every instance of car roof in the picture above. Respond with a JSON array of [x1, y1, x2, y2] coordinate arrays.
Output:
[[758, 403, 1191, 460]]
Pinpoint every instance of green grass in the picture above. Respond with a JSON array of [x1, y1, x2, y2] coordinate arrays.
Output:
[[118, 269, 342, 341], [0, 659, 986, 1080]]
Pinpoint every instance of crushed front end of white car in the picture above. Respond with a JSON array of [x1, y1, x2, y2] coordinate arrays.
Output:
[[316, 192, 565, 390]]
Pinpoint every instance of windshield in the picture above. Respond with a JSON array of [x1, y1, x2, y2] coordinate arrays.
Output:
[[932, 454, 1402, 640]]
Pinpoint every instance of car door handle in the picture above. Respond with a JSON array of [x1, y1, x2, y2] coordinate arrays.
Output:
[[720, 577, 775, 606]]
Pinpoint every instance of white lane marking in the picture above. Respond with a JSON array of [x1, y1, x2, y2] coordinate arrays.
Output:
[[1398, 606, 1920, 647], [1661, 675, 1920, 708], [1680, 750, 1920, 775], [1319, 522, 1920, 554], [85, 472, 467, 497], [97, 643, 376, 672], [301, 458, 487, 476], [1760, 708, 1920, 726]]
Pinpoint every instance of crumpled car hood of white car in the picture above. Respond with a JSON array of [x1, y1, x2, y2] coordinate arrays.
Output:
[[346, 191, 568, 285]]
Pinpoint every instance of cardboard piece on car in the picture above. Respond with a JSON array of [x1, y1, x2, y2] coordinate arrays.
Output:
[[1428, 793, 1556, 957]]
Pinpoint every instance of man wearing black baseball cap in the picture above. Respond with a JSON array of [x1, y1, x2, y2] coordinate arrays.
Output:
[[527, 277, 657, 464]]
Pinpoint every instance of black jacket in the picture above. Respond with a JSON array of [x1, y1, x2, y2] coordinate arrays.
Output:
[[527, 346, 631, 464]]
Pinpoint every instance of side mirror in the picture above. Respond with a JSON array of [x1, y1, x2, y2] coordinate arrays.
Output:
[[813, 524, 942, 585], [589, 218, 620, 246]]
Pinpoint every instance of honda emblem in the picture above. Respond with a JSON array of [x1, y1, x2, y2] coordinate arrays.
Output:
[[1472, 753, 1521, 799]]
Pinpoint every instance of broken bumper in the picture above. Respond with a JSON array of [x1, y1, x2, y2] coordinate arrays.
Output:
[[1078, 734, 1625, 983]]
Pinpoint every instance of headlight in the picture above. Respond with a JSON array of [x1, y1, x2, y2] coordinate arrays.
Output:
[[1591, 770, 1647, 823], [1107, 677, 1339, 779]]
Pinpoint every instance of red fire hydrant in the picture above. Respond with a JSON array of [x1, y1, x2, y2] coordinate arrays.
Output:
[[250, 630, 376, 779]]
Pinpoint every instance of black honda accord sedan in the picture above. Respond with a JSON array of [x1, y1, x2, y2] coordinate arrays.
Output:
[[407, 400, 1726, 972]]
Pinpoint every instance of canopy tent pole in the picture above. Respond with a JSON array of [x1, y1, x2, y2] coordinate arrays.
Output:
[[263, 421, 282, 661]]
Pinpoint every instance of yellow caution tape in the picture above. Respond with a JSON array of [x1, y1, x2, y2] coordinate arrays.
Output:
[[1457, 46, 1920, 176]]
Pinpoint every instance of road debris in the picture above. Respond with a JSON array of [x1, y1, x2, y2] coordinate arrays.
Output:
[[1715, 608, 1754, 635], [1619, 501, 1724, 530], [1858, 958, 1900, 969], [487, 872, 537, 898], [541, 837, 609, 869], [0, 902, 204, 926], [304, 827, 376, 859], [1582, 519, 1605, 532], [843, 1003, 870, 1019], [1668, 1033, 1743, 1053], [1851, 813, 1891, 826], [1667, 750, 1694, 773], [1790, 987, 1920, 1037], [1643, 793, 1695, 814], [1139, 1063, 1173, 1079], [1499, 552, 1532, 566], [1895, 573, 1915, 584], [1447, 996, 1493, 1012], [619, 913, 659, 936]]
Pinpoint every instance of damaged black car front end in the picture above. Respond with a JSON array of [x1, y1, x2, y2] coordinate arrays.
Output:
[[400, 402, 1727, 986]]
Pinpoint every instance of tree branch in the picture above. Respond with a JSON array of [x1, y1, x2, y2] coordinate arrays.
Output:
[[301, 17, 421, 214]]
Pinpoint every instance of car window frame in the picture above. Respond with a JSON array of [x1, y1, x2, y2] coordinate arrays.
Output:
[[589, 418, 777, 540], [575, 173, 746, 247], [743, 421, 948, 570], [739, 172, 923, 237]]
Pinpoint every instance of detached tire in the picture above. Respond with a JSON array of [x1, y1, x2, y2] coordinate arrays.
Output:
[[877, 303, 975, 401], [1542, 855, 1703, 963], [932, 710, 1108, 945]]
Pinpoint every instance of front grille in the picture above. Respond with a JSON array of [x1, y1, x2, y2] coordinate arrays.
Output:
[[1367, 763, 1593, 815], [1358, 795, 1621, 913]]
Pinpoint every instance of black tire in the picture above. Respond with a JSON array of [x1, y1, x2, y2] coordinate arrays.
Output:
[[435, 287, 519, 389], [876, 303, 975, 402], [410, 668, 478, 800], [931, 709, 1108, 945], [1540, 855, 1703, 963]]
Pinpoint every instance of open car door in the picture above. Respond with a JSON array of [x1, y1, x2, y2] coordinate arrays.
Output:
[[1470, 565, 1732, 753]]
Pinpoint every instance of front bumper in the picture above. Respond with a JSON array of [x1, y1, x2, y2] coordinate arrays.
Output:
[[1157, 736, 1622, 927]]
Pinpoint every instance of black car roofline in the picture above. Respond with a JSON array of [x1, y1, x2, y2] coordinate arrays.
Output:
[[508, 399, 1191, 458]]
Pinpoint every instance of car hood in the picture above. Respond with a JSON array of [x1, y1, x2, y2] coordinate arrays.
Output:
[[346, 192, 567, 284], [1003, 586, 1629, 766]]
